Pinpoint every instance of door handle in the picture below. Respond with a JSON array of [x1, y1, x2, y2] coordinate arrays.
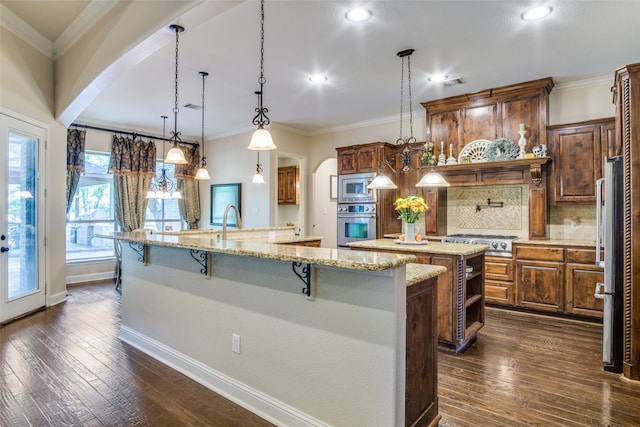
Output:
[[1, 246, 9, 253]]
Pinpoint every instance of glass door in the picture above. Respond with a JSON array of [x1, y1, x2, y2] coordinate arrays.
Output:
[[0, 114, 45, 323]]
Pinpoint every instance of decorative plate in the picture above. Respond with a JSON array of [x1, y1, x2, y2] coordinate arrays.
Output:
[[458, 139, 491, 163], [484, 138, 519, 162], [395, 239, 428, 245]]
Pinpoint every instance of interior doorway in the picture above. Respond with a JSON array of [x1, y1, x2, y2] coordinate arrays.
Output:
[[276, 153, 305, 234]]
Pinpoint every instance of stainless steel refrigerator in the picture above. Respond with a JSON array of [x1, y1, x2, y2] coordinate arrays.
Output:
[[595, 156, 624, 373]]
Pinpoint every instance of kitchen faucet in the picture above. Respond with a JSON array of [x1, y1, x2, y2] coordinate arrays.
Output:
[[222, 204, 242, 240]]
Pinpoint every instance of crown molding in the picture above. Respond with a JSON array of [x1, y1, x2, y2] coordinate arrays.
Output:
[[0, 4, 53, 58], [54, 0, 119, 58], [553, 75, 612, 92]]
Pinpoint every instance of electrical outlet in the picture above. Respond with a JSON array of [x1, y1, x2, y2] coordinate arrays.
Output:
[[232, 334, 240, 354]]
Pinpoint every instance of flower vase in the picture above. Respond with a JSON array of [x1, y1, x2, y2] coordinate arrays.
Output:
[[403, 222, 416, 243]]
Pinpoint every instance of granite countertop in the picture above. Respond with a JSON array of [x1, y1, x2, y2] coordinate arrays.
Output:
[[513, 238, 597, 248], [98, 231, 416, 272], [405, 263, 447, 286], [347, 239, 488, 256]]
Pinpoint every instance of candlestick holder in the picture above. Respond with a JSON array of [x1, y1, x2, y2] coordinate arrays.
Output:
[[518, 130, 527, 159], [446, 144, 458, 165]]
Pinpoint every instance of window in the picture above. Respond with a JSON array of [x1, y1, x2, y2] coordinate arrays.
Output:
[[65, 152, 184, 262], [66, 151, 116, 261]]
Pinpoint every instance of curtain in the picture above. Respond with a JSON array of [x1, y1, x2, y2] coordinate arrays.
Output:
[[175, 145, 201, 229], [66, 128, 86, 214], [109, 135, 156, 231]]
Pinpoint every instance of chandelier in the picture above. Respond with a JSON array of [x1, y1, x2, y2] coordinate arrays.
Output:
[[369, 49, 449, 189], [195, 71, 211, 180], [147, 116, 182, 199], [247, 0, 277, 150], [164, 24, 188, 164]]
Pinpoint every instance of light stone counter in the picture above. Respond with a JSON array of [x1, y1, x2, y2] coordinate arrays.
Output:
[[514, 238, 597, 248], [348, 239, 488, 256], [100, 230, 416, 271], [406, 263, 447, 286]]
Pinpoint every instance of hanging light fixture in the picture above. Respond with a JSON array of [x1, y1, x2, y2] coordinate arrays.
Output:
[[368, 143, 397, 189], [147, 116, 182, 199], [247, 0, 277, 150], [251, 152, 265, 184], [195, 71, 212, 180], [164, 24, 188, 164], [416, 169, 450, 187]]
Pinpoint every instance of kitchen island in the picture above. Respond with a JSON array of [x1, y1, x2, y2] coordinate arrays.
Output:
[[101, 229, 446, 427], [347, 239, 488, 354]]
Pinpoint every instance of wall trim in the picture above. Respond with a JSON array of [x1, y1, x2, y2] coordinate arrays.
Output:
[[47, 290, 68, 307], [119, 325, 329, 427], [66, 271, 115, 285]]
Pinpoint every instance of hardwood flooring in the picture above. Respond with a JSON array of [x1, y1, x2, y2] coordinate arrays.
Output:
[[1, 280, 639, 426]]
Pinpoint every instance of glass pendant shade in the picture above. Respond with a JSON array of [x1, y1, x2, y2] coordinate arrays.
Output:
[[416, 170, 450, 187], [195, 167, 211, 180], [252, 172, 265, 184], [368, 173, 397, 189], [165, 145, 187, 164], [248, 125, 276, 150], [172, 190, 182, 199], [146, 190, 156, 199]]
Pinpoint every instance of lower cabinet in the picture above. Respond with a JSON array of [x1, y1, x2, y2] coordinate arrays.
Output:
[[405, 274, 439, 427], [484, 255, 515, 306], [510, 245, 603, 318]]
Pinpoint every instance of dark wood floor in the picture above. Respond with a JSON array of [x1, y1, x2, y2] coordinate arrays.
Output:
[[1, 281, 639, 426]]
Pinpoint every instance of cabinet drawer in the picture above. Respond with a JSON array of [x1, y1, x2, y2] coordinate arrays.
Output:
[[485, 279, 514, 305], [485, 256, 514, 281], [515, 245, 564, 262], [566, 248, 600, 264]]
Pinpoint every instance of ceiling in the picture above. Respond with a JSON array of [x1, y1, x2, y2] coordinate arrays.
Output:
[[3, 0, 640, 141]]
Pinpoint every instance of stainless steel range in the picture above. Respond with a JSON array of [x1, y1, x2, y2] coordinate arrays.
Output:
[[442, 234, 517, 257]]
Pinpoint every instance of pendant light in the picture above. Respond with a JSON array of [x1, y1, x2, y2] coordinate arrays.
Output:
[[195, 71, 211, 180], [247, 0, 277, 150], [164, 24, 188, 164], [147, 116, 182, 199], [368, 143, 397, 189], [251, 152, 265, 184], [416, 169, 450, 187]]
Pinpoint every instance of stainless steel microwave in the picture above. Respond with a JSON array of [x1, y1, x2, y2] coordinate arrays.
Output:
[[338, 172, 376, 203]]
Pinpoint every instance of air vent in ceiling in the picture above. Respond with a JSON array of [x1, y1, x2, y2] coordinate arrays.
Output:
[[182, 103, 201, 110], [442, 78, 465, 87]]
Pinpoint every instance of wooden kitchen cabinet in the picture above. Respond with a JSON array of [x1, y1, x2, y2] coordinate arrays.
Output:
[[336, 142, 381, 175], [484, 255, 515, 306], [548, 117, 615, 204], [277, 166, 299, 205], [515, 245, 564, 313], [422, 77, 553, 159], [565, 248, 604, 318]]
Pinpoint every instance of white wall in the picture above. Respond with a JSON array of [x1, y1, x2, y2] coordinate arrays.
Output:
[[549, 76, 616, 125], [1, 28, 68, 305], [311, 158, 337, 248]]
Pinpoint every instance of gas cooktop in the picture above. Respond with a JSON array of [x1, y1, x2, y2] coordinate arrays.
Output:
[[442, 234, 518, 256]]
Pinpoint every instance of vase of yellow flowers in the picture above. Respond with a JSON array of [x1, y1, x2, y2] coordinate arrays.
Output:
[[394, 196, 428, 242]]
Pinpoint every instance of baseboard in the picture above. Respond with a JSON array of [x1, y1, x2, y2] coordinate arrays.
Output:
[[66, 271, 115, 285], [119, 325, 328, 427], [47, 289, 68, 307]]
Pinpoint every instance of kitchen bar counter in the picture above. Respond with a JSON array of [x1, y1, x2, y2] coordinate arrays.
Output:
[[349, 238, 488, 256], [99, 229, 447, 426]]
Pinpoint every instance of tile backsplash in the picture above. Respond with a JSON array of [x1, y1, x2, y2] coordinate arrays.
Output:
[[445, 185, 596, 241]]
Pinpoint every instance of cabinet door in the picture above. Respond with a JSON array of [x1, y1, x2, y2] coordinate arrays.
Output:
[[285, 167, 298, 204], [337, 147, 358, 174], [565, 263, 604, 318], [277, 169, 286, 204], [430, 255, 455, 344], [516, 260, 564, 312], [462, 103, 498, 145], [501, 96, 542, 149], [428, 109, 460, 156], [602, 120, 618, 159], [549, 124, 602, 203], [356, 144, 378, 173]]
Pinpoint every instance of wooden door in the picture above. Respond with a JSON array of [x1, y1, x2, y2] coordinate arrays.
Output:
[[516, 260, 564, 312], [565, 263, 604, 318]]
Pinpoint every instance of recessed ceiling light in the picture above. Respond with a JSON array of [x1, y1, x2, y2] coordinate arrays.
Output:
[[428, 74, 448, 83], [521, 5, 552, 21], [309, 75, 328, 84], [345, 8, 372, 22]]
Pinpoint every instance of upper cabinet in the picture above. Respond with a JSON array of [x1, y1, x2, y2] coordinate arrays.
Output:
[[547, 117, 615, 204], [278, 166, 299, 205], [337, 142, 381, 175], [422, 78, 554, 159]]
